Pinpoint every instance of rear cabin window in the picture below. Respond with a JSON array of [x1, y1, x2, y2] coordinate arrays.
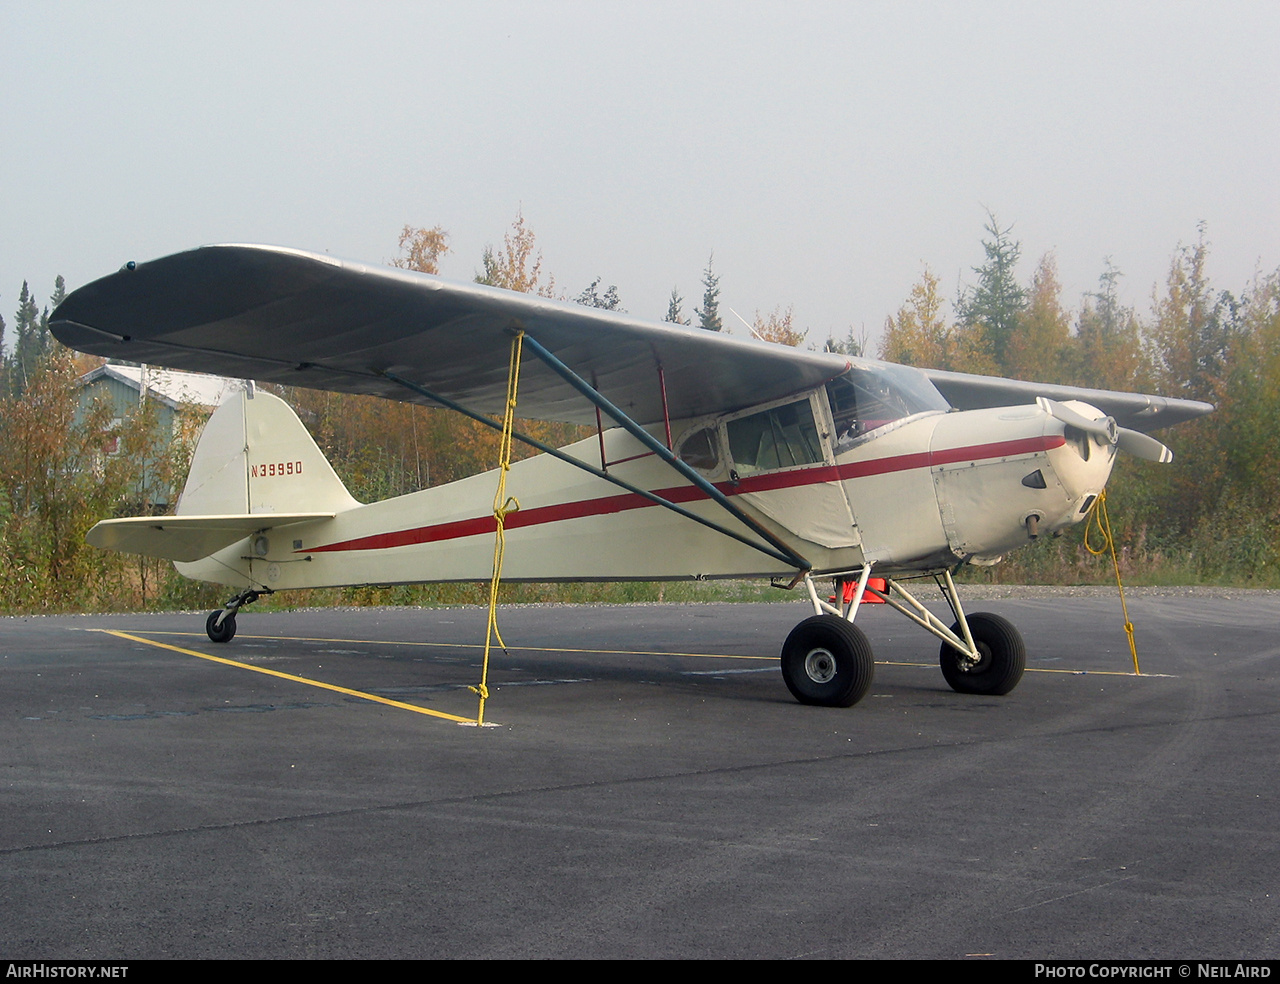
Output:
[[677, 426, 720, 470], [726, 399, 824, 474]]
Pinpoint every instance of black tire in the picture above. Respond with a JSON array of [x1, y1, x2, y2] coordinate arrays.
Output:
[[939, 612, 1025, 695], [781, 615, 875, 707], [206, 610, 237, 644]]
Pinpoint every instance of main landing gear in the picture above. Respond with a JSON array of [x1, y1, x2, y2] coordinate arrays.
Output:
[[938, 611, 1026, 696], [781, 615, 875, 707], [205, 588, 272, 643], [781, 567, 1025, 707]]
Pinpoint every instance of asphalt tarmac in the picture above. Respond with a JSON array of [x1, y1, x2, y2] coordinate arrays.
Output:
[[3, 590, 1277, 959]]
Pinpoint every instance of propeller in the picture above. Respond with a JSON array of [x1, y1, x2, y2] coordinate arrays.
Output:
[[1115, 428, 1174, 463], [1036, 397, 1173, 463]]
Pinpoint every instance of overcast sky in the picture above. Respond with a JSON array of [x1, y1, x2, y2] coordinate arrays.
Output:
[[3, 1, 1276, 352]]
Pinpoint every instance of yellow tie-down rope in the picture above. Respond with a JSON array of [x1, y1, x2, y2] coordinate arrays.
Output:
[[1084, 489, 1140, 675], [470, 331, 524, 725]]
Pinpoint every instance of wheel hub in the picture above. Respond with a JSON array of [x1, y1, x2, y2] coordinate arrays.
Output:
[[958, 641, 992, 673], [804, 648, 837, 684]]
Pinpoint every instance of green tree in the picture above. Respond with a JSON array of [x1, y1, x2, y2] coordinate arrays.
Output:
[[822, 327, 863, 356], [695, 254, 722, 332], [0, 304, 7, 396], [1220, 270, 1280, 497], [31, 277, 69, 393], [11, 281, 47, 395], [1123, 231, 1236, 553], [956, 213, 1027, 372], [574, 278, 623, 311], [1073, 260, 1145, 391], [665, 286, 689, 325]]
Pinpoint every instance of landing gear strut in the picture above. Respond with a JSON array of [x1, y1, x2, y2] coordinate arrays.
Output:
[[784, 567, 1027, 706], [205, 588, 271, 643]]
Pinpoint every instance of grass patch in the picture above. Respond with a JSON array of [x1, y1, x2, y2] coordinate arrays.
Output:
[[257, 578, 793, 611]]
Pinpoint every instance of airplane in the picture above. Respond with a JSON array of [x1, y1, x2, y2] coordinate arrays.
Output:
[[50, 244, 1213, 709]]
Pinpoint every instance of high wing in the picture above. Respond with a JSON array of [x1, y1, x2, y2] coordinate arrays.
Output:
[[921, 367, 1213, 433], [50, 244, 849, 426], [51, 244, 1213, 431]]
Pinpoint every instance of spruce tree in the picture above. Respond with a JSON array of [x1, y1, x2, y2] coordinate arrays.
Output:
[[574, 278, 624, 311], [665, 286, 689, 325], [695, 254, 722, 332], [0, 307, 7, 398], [956, 214, 1027, 371], [13, 281, 45, 395]]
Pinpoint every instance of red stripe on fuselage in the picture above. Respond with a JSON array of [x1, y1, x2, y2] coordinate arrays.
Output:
[[302, 434, 1064, 554]]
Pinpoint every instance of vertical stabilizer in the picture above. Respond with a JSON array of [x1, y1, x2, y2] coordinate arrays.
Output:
[[177, 389, 359, 517]]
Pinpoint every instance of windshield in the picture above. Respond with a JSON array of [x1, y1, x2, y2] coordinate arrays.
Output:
[[826, 364, 949, 448]]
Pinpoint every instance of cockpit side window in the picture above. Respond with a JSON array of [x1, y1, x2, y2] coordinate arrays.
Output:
[[726, 398, 824, 475]]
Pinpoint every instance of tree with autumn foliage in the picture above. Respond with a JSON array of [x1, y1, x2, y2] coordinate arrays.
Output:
[[282, 222, 450, 499], [879, 267, 955, 369], [393, 225, 450, 275], [0, 339, 219, 612], [281, 212, 588, 507], [476, 208, 556, 297], [1005, 254, 1073, 384], [752, 305, 807, 347]]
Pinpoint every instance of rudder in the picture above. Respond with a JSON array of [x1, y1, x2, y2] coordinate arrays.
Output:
[[177, 386, 359, 517]]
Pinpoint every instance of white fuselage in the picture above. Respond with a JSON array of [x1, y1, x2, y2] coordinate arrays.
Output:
[[177, 389, 1116, 592]]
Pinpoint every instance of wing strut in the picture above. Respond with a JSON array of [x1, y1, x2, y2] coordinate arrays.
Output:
[[518, 332, 812, 572], [376, 369, 808, 571]]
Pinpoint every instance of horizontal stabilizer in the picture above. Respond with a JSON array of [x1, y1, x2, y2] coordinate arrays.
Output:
[[87, 513, 333, 563]]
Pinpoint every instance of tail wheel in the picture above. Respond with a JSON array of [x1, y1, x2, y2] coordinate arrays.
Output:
[[781, 615, 875, 708], [940, 612, 1025, 695], [206, 610, 237, 644]]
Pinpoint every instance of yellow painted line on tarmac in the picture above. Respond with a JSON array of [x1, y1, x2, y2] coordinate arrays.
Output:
[[1025, 665, 1175, 678], [92, 629, 477, 724], [122, 629, 1172, 675], [138, 630, 774, 662]]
